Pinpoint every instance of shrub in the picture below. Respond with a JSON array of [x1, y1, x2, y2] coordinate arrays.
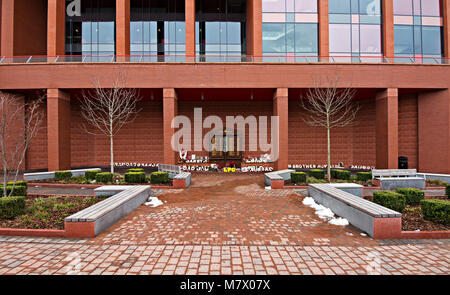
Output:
[[334, 170, 351, 180], [307, 177, 328, 184], [420, 199, 450, 225], [95, 172, 113, 183], [0, 185, 27, 197], [373, 191, 406, 213], [396, 188, 425, 205], [124, 172, 146, 184], [446, 185, 450, 199], [291, 172, 307, 184], [55, 171, 72, 181], [309, 169, 325, 180], [331, 169, 338, 179], [85, 170, 99, 181], [6, 181, 27, 187], [357, 172, 372, 182], [0, 196, 25, 219], [150, 172, 169, 184], [127, 168, 145, 173]]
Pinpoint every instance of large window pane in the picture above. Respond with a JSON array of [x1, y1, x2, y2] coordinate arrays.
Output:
[[262, 23, 286, 53], [422, 26, 442, 55], [329, 0, 351, 14], [294, 23, 318, 53], [394, 25, 414, 54], [394, 0, 413, 15], [330, 24, 351, 53]]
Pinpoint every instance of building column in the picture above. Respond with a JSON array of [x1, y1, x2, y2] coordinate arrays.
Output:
[[247, 0, 262, 60], [47, 89, 71, 171], [0, 0, 13, 56], [273, 88, 288, 170], [318, 0, 329, 61], [116, 0, 130, 58], [444, 0, 450, 58], [382, 0, 395, 58], [376, 88, 398, 169], [47, 0, 66, 57], [185, 0, 195, 60], [163, 88, 177, 165], [418, 89, 450, 173]]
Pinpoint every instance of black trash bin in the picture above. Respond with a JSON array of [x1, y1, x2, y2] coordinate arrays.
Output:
[[399, 156, 408, 169]]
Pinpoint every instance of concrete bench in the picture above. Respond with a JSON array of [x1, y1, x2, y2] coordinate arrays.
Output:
[[65, 185, 151, 238], [372, 169, 425, 190], [158, 164, 181, 178], [264, 169, 295, 189], [329, 183, 364, 198], [308, 183, 402, 239], [417, 173, 450, 185], [24, 168, 102, 181], [94, 185, 135, 197], [173, 172, 192, 188]]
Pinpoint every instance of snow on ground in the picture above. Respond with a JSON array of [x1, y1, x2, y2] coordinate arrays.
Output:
[[302, 197, 349, 226], [145, 197, 163, 208]]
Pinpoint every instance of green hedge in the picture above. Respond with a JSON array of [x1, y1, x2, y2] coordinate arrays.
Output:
[[0, 196, 25, 219], [373, 191, 406, 213], [357, 172, 372, 182], [420, 199, 450, 225], [446, 185, 450, 199], [308, 169, 325, 180], [291, 172, 307, 184], [125, 172, 146, 184], [6, 181, 27, 187], [150, 172, 169, 184], [95, 172, 113, 183], [127, 168, 145, 173], [85, 170, 99, 181], [0, 185, 27, 197], [334, 170, 351, 180], [396, 188, 425, 205], [55, 171, 72, 181]]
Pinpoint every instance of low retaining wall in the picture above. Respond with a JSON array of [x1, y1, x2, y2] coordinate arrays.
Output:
[[24, 168, 102, 181], [417, 173, 450, 184]]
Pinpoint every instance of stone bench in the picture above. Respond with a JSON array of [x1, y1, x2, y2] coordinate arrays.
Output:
[[158, 164, 181, 178], [264, 169, 295, 189], [94, 185, 135, 197], [372, 169, 425, 190], [24, 168, 102, 181], [329, 183, 364, 198], [65, 185, 151, 238], [308, 183, 402, 239], [173, 172, 192, 189]]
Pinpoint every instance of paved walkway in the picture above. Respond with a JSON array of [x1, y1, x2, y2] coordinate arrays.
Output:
[[0, 174, 449, 275]]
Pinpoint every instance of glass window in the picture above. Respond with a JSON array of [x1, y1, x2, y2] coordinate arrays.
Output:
[[329, 0, 382, 59], [393, 0, 443, 60], [65, 0, 116, 57]]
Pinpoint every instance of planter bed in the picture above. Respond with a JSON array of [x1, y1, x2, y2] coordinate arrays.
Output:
[[0, 195, 107, 230]]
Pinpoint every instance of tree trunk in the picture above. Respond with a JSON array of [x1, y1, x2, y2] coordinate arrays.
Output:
[[110, 135, 114, 174], [327, 127, 331, 182]]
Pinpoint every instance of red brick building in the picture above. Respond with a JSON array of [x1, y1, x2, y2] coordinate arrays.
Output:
[[0, 0, 449, 173]]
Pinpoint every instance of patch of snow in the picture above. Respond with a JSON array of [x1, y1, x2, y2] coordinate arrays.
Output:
[[265, 186, 271, 190], [303, 197, 349, 225], [360, 233, 367, 237], [329, 218, 349, 226], [145, 197, 163, 208]]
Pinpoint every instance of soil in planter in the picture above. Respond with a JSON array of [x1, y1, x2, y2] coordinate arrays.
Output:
[[402, 205, 450, 232], [0, 195, 107, 230]]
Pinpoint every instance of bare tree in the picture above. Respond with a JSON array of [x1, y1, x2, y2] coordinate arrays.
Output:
[[80, 74, 141, 174], [0, 92, 44, 197], [300, 75, 360, 182]]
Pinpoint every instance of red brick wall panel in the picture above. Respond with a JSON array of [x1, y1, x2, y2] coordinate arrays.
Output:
[[398, 94, 418, 169]]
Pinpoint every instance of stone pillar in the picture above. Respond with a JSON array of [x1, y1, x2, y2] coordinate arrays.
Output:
[[382, 0, 395, 58], [273, 88, 289, 170], [418, 89, 450, 173], [47, 89, 71, 171], [0, 0, 13, 56], [376, 88, 398, 169], [185, 0, 195, 60], [116, 0, 130, 58], [163, 88, 177, 165], [247, 0, 262, 60], [47, 0, 66, 57], [318, 0, 329, 61], [444, 0, 450, 58]]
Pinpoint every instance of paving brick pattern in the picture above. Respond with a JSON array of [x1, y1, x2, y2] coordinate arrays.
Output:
[[0, 174, 449, 275]]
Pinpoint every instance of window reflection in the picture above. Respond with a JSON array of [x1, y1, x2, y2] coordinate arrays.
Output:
[[65, 0, 116, 61]]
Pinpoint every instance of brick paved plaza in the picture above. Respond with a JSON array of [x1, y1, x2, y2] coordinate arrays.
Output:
[[1, 175, 449, 275]]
